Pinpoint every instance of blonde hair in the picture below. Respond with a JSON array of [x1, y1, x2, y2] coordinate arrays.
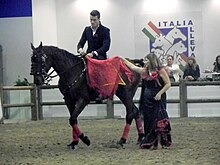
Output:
[[144, 53, 162, 71], [186, 56, 198, 70]]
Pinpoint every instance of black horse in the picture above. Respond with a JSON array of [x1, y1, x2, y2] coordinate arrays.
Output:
[[30, 42, 144, 149]]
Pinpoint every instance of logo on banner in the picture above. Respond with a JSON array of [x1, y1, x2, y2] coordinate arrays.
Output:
[[142, 20, 195, 70]]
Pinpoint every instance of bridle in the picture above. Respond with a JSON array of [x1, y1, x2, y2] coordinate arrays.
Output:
[[31, 52, 87, 87], [30, 53, 48, 82]]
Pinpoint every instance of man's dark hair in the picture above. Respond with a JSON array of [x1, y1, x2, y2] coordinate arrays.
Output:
[[90, 10, 100, 19], [167, 54, 174, 60]]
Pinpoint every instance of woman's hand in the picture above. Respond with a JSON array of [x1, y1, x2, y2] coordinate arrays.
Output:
[[185, 76, 194, 81], [154, 93, 161, 100]]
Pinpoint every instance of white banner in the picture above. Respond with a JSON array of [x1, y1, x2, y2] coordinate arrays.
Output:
[[134, 12, 203, 70]]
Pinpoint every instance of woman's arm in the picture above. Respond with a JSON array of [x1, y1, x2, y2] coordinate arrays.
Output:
[[183, 67, 188, 79], [154, 68, 171, 100], [193, 65, 200, 80], [121, 58, 144, 74], [213, 65, 217, 72]]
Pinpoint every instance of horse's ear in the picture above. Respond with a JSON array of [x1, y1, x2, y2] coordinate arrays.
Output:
[[39, 42, 43, 49], [31, 43, 35, 50]]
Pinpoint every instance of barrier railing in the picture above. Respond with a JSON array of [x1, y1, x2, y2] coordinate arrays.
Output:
[[0, 85, 38, 121], [0, 80, 220, 123]]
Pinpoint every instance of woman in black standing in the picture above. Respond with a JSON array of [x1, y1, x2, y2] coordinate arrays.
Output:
[[121, 53, 172, 149]]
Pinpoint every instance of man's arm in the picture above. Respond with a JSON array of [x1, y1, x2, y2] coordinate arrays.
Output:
[[77, 27, 87, 54], [96, 27, 111, 55]]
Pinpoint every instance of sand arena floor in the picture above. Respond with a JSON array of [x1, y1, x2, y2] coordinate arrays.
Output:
[[0, 117, 219, 165]]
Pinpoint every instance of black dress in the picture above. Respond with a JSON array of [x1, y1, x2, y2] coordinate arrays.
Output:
[[139, 70, 172, 149], [183, 65, 200, 81]]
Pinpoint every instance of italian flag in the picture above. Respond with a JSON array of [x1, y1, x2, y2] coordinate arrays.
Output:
[[142, 21, 162, 42]]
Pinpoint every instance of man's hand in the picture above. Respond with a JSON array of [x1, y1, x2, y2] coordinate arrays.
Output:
[[78, 48, 85, 56], [86, 53, 93, 58]]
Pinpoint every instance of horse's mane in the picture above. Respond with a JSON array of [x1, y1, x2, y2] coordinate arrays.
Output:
[[42, 46, 80, 62]]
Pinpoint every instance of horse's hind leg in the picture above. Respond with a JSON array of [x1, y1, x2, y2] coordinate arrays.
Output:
[[116, 89, 144, 146], [133, 105, 144, 144], [115, 95, 135, 146], [118, 104, 144, 146]]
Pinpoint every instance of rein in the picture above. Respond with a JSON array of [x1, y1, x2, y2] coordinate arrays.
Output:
[[62, 58, 87, 93], [44, 55, 87, 93], [62, 57, 87, 93], [45, 58, 84, 82], [42, 54, 87, 86]]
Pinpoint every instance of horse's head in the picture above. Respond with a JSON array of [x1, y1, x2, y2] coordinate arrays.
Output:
[[152, 33, 167, 48], [169, 26, 187, 41], [30, 42, 50, 85], [173, 41, 187, 54]]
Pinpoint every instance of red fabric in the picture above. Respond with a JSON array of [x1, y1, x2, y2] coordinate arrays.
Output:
[[86, 56, 134, 98], [122, 124, 131, 140], [72, 129, 79, 141], [72, 124, 82, 136]]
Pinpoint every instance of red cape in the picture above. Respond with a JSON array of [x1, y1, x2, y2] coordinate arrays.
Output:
[[86, 56, 134, 98]]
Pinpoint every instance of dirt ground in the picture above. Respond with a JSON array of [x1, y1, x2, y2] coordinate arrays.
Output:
[[0, 117, 219, 165]]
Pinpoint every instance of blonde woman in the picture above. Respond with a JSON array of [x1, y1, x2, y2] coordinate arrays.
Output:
[[121, 53, 172, 149], [183, 56, 200, 81]]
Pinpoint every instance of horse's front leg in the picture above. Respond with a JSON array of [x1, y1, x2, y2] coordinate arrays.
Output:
[[69, 97, 91, 148], [63, 96, 78, 149]]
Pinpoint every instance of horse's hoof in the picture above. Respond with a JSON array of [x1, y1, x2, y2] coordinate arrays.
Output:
[[117, 138, 126, 147], [82, 136, 91, 146], [67, 141, 79, 149], [79, 134, 91, 146]]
